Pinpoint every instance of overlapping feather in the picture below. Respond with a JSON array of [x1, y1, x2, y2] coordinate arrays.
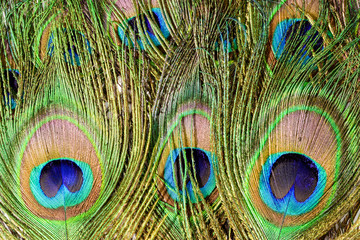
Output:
[[1, 0, 360, 239]]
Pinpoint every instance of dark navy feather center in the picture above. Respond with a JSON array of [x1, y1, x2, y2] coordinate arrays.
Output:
[[284, 21, 323, 56], [174, 148, 211, 189], [117, 8, 170, 49], [64, 30, 91, 65], [128, 11, 161, 37], [269, 153, 318, 202], [1, 69, 19, 96], [40, 159, 83, 198], [7, 70, 18, 95], [2, 70, 19, 109]]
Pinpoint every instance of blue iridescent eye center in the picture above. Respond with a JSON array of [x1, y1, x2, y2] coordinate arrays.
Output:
[[30, 158, 94, 209], [7, 70, 19, 95], [174, 148, 211, 189], [164, 147, 216, 203], [269, 153, 318, 203], [272, 19, 324, 61], [65, 30, 91, 65], [117, 8, 170, 49], [259, 152, 326, 215], [47, 29, 91, 66], [128, 11, 160, 37], [284, 21, 323, 55], [40, 159, 83, 198]]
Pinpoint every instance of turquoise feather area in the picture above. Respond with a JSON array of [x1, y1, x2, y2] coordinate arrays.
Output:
[[164, 147, 216, 203], [272, 19, 323, 64], [215, 38, 238, 53], [29, 158, 93, 209], [272, 19, 301, 59], [259, 152, 326, 215], [117, 8, 170, 49], [47, 29, 92, 66], [215, 23, 245, 52], [4, 93, 17, 109]]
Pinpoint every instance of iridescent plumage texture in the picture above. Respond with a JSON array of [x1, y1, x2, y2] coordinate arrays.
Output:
[[1, 0, 360, 239]]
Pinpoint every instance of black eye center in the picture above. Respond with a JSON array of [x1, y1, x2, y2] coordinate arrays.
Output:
[[174, 148, 211, 189], [269, 153, 318, 202], [0, 70, 19, 99], [128, 11, 161, 36], [67, 44, 78, 56], [285, 21, 323, 55], [66, 31, 83, 56], [3, 70, 19, 96], [40, 159, 83, 198]]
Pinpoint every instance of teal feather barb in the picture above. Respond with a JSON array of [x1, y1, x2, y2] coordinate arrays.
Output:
[[1, 0, 360, 239]]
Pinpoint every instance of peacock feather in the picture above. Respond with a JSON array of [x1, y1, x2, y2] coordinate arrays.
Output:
[[1, 0, 360, 239]]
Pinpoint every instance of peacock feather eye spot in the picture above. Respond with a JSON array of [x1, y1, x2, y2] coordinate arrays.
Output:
[[64, 30, 92, 66], [127, 17, 139, 35], [19, 118, 102, 220], [47, 34, 54, 56], [174, 148, 211, 189], [117, 8, 170, 49], [47, 29, 91, 66], [29, 157, 94, 210], [164, 147, 216, 203], [272, 19, 323, 61], [269, 153, 318, 203], [40, 159, 83, 198], [284, 21, 323, 55], [2, 69, 19, 109], [7, 69, 19, 95], [127, 10, 160, 36], [259, 152, 326, 215]]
